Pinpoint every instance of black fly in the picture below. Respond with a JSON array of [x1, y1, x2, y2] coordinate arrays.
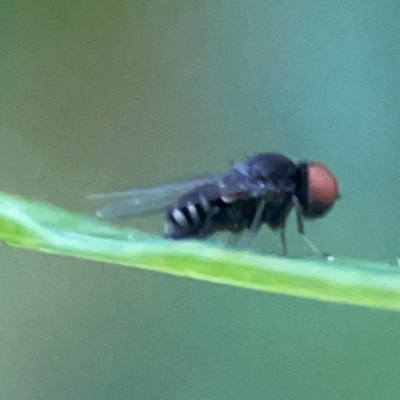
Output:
[[89, 152, 340, 256]]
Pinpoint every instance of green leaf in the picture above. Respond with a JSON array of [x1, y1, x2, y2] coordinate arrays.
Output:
[[0, 191, 399, 311]]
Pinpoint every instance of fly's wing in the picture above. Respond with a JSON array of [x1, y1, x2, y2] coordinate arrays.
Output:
[[88, 175, 220, 219]]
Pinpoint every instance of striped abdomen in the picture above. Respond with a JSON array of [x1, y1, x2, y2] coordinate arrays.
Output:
[[165, 184, 220, 239], [164, 184, 259, 239]]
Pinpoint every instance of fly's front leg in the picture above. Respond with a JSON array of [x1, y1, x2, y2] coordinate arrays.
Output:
[[292, 196, 333, 260]]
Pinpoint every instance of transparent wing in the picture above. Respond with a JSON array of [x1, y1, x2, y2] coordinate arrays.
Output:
[[88, 175, 220, 219]]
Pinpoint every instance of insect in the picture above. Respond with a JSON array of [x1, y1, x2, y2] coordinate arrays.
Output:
[[89, 152, 340, 256]]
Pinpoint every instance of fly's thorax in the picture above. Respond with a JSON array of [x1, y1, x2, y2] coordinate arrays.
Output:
[[222, 152, 299, 200]]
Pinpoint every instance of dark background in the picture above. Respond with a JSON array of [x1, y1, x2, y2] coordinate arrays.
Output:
[[1, 1, 400, 399]]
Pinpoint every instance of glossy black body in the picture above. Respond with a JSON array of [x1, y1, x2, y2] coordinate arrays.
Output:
[[165, 153, 306, 239], [90, 151, 337, 255]]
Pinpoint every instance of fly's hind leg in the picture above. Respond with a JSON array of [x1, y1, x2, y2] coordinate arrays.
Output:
[[249, 198, 267, 236], [279, 228, 288, 256]]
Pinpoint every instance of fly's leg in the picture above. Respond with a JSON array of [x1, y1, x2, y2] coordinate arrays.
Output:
[[249, 198, 267, 235], [292, 196, 333, 260], [196, 205, 221, 238], [279, 228, 288, 256], [238, 198, 268, 248]]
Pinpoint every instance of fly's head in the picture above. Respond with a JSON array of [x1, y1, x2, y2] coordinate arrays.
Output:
[[296, 161, 340, 219]]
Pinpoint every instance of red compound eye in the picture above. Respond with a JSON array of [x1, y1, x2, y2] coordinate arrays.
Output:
[[302, 161, 340, 218]]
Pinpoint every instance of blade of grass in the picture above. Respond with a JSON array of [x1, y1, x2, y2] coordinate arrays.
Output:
[[0, 191, 399, 311]]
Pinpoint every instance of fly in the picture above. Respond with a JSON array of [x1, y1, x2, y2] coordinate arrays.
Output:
[[88, 152, 340, 256]]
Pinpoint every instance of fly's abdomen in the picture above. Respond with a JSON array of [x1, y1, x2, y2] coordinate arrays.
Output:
[[165, 195, 213, 239], [165, 182, 232, 239]]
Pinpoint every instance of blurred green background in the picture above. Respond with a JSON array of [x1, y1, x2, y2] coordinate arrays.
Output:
[[1, 1, 400, 399]]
